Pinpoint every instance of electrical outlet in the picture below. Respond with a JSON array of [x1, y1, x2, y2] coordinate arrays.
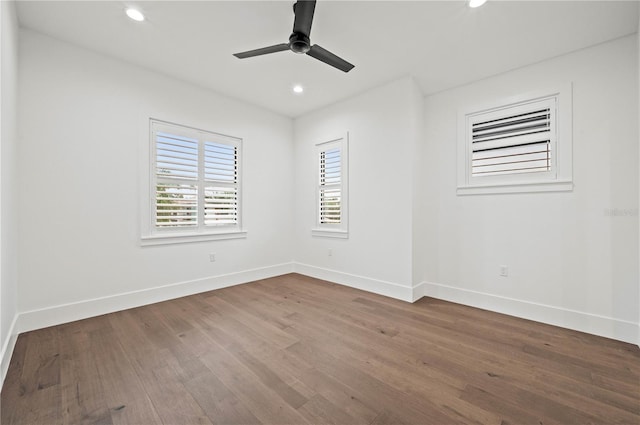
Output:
[[209, 253, 216, 262], [500, 265, 508, 277]]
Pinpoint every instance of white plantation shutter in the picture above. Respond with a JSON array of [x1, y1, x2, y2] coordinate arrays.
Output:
[[471, 100, 554, 177], [205, 187, 238, 225], [314, 134, 348, 238], [204, 140, 238, 226], [457, 86, 572, 195], [155, 132, 199, 228], [155, 183, 198, 227], [151, 120, 241, 233], [204, 141, 237, 182], [320, 148, 341, 224], [156, 133, 198, 179]]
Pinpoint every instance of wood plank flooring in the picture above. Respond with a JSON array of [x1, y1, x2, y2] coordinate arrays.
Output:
[[2, 273, 639, 424]]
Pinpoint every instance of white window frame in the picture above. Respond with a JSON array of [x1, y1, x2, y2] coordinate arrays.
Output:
[[141, 119, 246, 246], [457, 84, 573, 195], [312, 133, 349, 239]]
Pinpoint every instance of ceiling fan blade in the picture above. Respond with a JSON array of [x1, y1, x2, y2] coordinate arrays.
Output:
[[293, 0, 316, 37], [307, 44, 354, 73], [233, 43, 290, 59]]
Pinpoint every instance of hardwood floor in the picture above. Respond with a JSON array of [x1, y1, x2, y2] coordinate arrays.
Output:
[[2, 273, 639, 424]]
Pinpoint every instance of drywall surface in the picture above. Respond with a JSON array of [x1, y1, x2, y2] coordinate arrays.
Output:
[[423, 35, 639, 342], [13, 26, 639, 346], [410, 79, 427, 289], [293, 77, 423, 299], [17, 30, 294, 315], [1, 0, 19, 383]]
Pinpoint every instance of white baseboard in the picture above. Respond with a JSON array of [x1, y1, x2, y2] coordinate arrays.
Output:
[[1, 313, 19, 390], [421, 281, 639, 345], [294, 262, 423, 302], [410, 281, 425, 302], [5, 264, 636, 391], [16, 262, 294, 335]]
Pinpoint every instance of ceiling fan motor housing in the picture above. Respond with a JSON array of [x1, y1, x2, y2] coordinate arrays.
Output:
[[289, 32, 310, 54]]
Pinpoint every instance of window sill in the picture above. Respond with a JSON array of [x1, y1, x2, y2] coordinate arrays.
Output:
[[457, 180, 573, 196], [311, 228, 349, 239], [141, 230, 247, 246]]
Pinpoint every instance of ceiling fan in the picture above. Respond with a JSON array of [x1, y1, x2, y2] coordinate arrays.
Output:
[[233, 0, 355, 73]]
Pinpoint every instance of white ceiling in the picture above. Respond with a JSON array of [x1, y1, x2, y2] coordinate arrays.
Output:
[[16, 1, 639, 117]]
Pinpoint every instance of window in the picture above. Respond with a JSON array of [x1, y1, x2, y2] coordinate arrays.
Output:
[[457, 85, 573, 195], [470, 100, 553, 177], [141, 119, 245, 245], [313, 134, 349, 238], [320, 147, 341, 224]]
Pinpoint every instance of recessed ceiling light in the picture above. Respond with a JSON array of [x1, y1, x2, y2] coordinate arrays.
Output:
[[126, 8, 145, 22], [468, 0, 487, 8], [293, 85, 304, 94]]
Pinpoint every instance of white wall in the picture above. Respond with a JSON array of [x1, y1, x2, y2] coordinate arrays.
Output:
[[17, 30, 294, 330], [423, 35, 639, 344], [410, 81, 427, 290], [293, 77, 424, 301], [8, 18, 639, 360], [1, 0, 19, 385]]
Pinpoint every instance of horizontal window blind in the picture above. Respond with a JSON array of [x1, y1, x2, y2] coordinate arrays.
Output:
[[204, 187, 238, 225], [320, 148, 341, 185], [152, 120, 241, 232], [203, 140, 238, 226], [457, 87, 571, 195], [320, 188, 341, 224], [470, 99, 554, 177], [320, 148, 341, 224], [155, 183, 197, 228], [156, 132, 198, 180], [204, 141, 237, 183]]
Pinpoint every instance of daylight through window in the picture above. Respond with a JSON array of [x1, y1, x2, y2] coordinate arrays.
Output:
[[320, 147, 342, 224], [147, 120, 242, 241], [313, 134, 349, 238], [457, 86, 573, 195]]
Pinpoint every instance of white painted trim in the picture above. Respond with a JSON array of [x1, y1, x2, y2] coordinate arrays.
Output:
[[141, 117, 246, 244], [16, 263, 294, 334], [314, 132, 349, 236], [0, 313, 18, 390], [140, 230, 247, 246], [311, 229, 348, 239], [457, 83, 573, 195], [457, 180, 573, 196], [5, 264, 635, 389], [422, 281, 638, 345], [293, 262, 419, 303], [637, 13, 640, 349], [410, 281, 425, 302]]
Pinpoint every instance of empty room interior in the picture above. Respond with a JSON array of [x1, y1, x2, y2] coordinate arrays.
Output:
[[1, 0, 639, 423]]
